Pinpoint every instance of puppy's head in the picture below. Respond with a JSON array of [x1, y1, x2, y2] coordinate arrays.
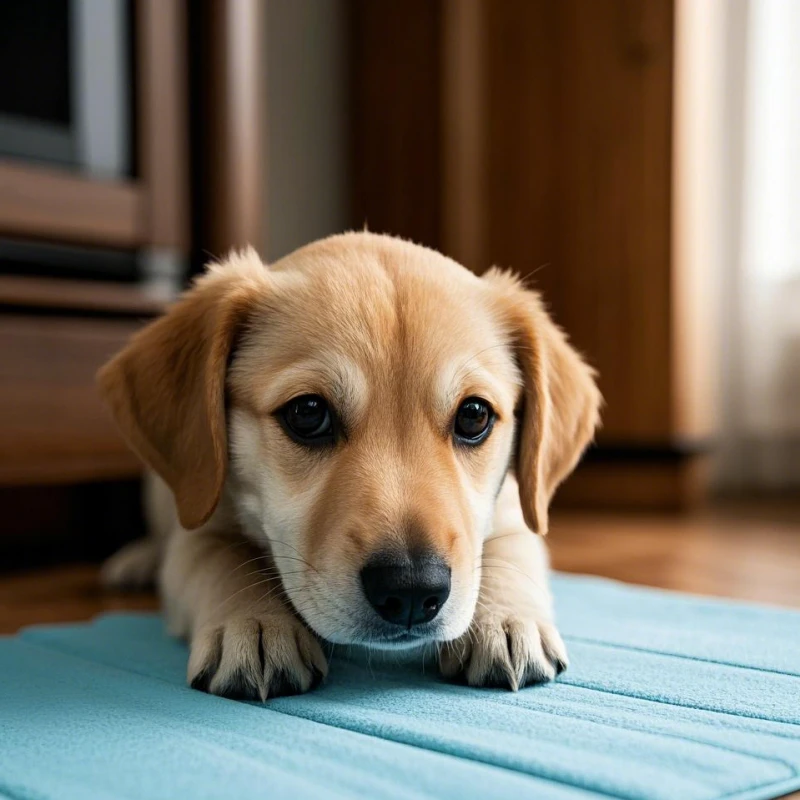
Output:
[[99, 234, 600, 648]]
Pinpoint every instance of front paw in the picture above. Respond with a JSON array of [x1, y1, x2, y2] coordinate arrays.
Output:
[[188, 614, 328, 701], [439, 613, 568, 690]]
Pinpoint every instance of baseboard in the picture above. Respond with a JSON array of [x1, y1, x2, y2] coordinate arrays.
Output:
[[554, 452, 710, 512], [714, 436, 800, 492]]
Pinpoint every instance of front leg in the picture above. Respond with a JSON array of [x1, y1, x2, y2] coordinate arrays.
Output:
[[162, 525, 327, 701], [440, 476, 567, 689]]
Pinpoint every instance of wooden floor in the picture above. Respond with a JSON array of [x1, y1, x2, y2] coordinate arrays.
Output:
[[551, 500, 800, 607], [3, 500, 800, 635]]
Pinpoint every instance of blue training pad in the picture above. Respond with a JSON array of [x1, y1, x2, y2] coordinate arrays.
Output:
[[1, 574, 799, 800]]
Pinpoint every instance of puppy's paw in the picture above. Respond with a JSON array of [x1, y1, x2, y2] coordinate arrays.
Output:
[[439, 613, 568, 690], [188, 614, 328, 701]]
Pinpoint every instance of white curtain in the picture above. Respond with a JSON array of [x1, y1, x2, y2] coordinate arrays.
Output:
[[718, 0, 800, 490]]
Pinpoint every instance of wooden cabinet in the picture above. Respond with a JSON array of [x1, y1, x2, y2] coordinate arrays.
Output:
[[351, 0, 716, 509], [0, 1, 268, 563], [0, 0, 267, 495], [0, 279, 163, 486], [0, 0, 189, 254], [0, 0, 188, 494]]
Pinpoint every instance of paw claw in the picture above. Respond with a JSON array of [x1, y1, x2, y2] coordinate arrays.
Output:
[[189, 669, 213, 693], [188, 615, 327, 701], [440, 614, 567, 691]]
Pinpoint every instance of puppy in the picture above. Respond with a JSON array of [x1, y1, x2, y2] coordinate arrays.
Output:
[[98, 232, 600, 700]]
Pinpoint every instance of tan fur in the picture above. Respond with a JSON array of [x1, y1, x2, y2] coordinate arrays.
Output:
[[99, 232, 601, 699]]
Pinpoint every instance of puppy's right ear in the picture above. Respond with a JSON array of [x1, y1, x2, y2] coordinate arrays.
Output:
[[97, 250, 269, 530], [484, 268, 602, 535]]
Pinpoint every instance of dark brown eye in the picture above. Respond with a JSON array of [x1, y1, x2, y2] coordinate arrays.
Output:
[[453, 397, 494, 444], [280, 394, 334, 445]]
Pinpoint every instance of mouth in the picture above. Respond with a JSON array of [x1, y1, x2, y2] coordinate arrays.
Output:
[[358, 622, 443, 651]]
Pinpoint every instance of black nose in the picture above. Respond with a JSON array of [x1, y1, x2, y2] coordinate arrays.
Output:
[[360, 554, 451, 628]]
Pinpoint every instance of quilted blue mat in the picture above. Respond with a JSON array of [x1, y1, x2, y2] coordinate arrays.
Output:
[[2, 574, 799, 800]]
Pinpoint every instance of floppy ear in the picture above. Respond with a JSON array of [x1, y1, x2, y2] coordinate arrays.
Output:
[[97, 250, 268, 530], [486, 269, 602, 535]]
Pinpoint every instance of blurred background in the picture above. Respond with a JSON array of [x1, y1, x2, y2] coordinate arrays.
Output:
[[1, 0, 798, 629]]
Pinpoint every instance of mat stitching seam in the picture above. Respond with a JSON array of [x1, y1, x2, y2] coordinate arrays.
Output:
[[563, 635, 800, 678]]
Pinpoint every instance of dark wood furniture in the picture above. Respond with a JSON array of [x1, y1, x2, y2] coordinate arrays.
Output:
[[0, 0, 269, 500], [202, 0, 265, 257], [0, 0, 189, 494], [350, 0, 716, 510], [0, 278, 164, 486], [0, 0, 189, 253]]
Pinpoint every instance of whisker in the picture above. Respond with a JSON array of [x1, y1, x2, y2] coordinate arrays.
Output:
[[477, 563, 547, 592], [203, 577, 277, 621], [212, 551, 270, 590], [267, 538, 320, 573]]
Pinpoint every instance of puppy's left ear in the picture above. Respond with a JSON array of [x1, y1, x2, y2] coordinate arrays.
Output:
[[485, 269, 602, 535]]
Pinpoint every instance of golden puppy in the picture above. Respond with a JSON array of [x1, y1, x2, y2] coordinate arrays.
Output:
[[99, 232, 600, 700]]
